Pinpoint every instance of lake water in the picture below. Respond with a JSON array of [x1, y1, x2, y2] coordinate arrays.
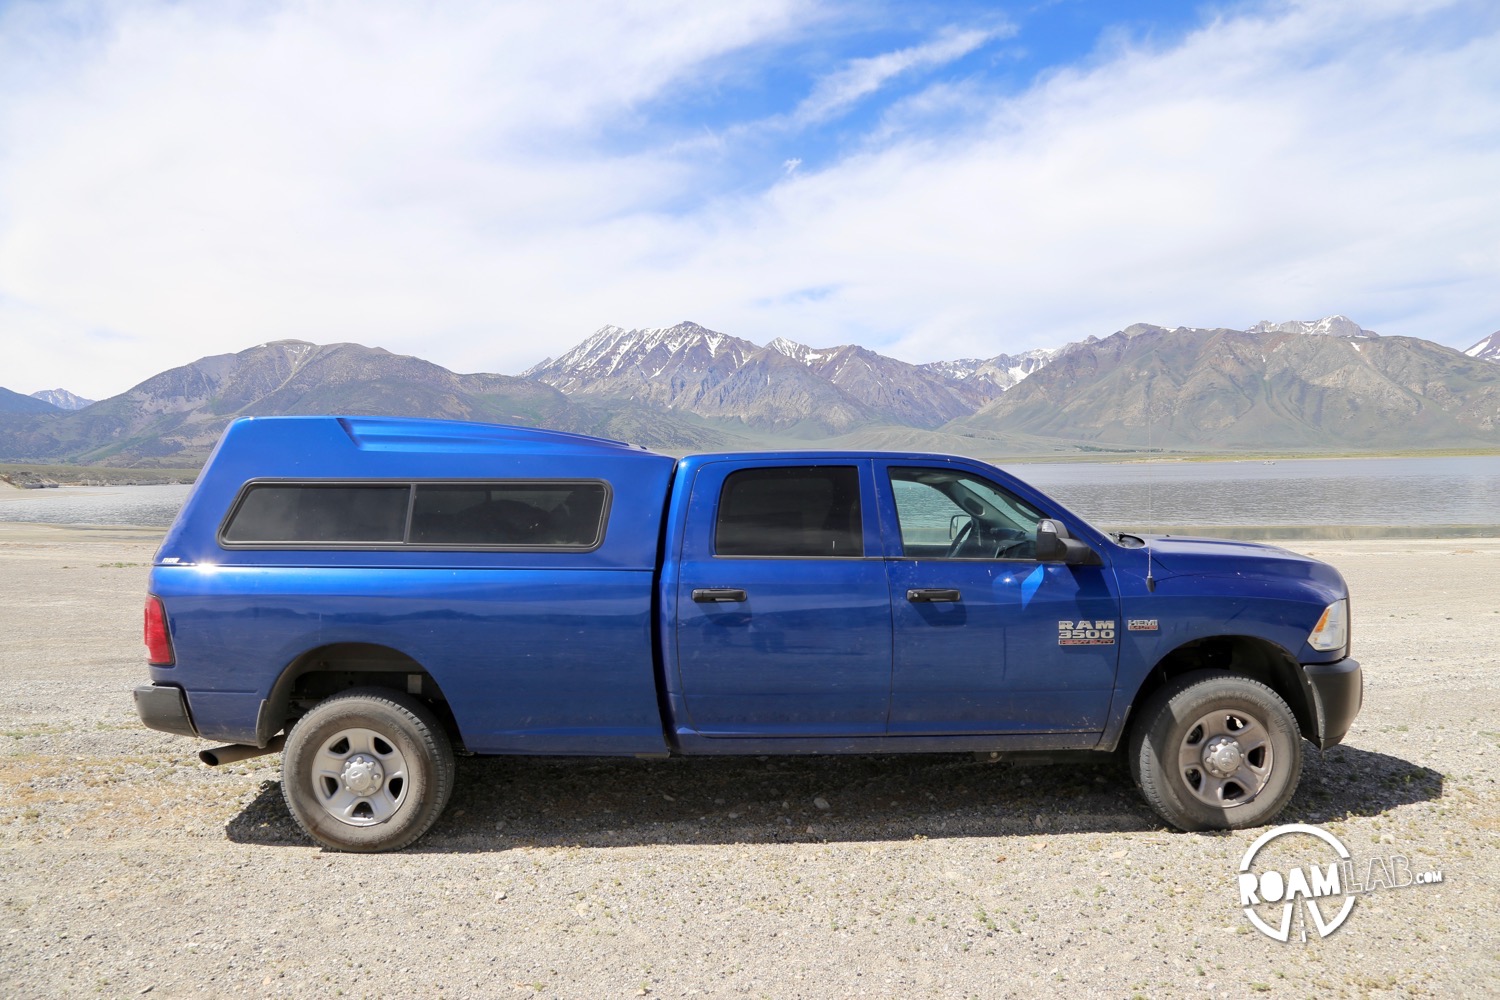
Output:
[[1006, 455, 1500, 531], [0, 483, 196, 528], [0, 455, 1496, 533]]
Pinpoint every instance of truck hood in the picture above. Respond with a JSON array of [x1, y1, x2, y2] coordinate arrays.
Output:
[[1136, 534, 1348, 594]]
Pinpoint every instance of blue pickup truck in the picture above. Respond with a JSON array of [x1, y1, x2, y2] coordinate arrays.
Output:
[[134, 415, 1362, 851]]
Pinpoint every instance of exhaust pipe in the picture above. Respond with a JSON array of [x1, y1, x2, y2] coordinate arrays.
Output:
[[199, 733, 286, 767]]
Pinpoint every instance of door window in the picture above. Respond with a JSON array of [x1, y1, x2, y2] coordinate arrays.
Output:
[[889, 467, 1043, 560], [715, 467, 864, 557]]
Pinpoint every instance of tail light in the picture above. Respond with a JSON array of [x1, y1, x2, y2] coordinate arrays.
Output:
[[144, 596, 175, 666]]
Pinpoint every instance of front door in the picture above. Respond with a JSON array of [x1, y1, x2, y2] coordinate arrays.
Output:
[[674, 461, 891, 737], [879, 463, 1120, 735]]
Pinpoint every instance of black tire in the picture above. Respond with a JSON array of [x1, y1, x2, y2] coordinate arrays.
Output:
[[281, 687, 455, 852], [1127, 671, 1302, 832]]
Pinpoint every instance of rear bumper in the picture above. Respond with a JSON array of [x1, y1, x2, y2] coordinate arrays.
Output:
[[133, 683, 199, 738], [1302, 657, 1363, 749]]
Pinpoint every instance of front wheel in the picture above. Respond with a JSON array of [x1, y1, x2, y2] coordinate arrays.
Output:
[[1128, 672, 1302, 832], [281, 688, 455, 852]]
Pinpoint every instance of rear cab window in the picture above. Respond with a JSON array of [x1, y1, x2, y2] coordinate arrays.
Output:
[[714, 467, 864, 558]]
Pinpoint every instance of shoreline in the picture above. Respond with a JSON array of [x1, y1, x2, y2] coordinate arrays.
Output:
[[0, 462, 198, 488], [3, 520, 1497, 543], [0, 475, 195, 488], [0, 521, 169, 543], [996, 447, 1500, 465]]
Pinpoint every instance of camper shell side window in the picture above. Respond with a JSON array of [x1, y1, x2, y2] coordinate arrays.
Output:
[[218, 479, 612, 551]]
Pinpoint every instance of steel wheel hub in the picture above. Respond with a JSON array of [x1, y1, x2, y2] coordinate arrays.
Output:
[[1201, 737, 1243, 778], [340, 754, 384, 796]]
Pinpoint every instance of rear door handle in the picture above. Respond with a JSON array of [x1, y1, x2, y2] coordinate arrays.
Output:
[[692, 588, 747, 603], [907, 588, 961, 603]]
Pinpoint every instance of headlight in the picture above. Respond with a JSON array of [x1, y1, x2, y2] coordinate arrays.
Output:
[[1307, 599, 1348, 652]]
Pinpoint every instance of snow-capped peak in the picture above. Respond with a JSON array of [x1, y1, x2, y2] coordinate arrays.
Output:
[[1247, 315, 1378, 339], [766, 336, 837, 366], [253, 340, 317, 353], [1464, 330, 1500, 361], [918, 346, 1059, 392], [767, 336, 811, 360], [29, 388, 96, 410], [522, 321, 755, 382]]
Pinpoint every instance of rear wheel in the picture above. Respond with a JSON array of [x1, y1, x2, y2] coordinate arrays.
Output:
[[281, 688, 455, 852], [1128, 672, 1302, 832]]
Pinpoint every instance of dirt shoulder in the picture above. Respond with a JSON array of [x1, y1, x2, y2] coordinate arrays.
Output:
[[0, 525, 1495, 998]]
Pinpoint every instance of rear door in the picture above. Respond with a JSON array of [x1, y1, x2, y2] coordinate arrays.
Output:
[[878, 462, 1120, 735], [674, 460, 891, 737]]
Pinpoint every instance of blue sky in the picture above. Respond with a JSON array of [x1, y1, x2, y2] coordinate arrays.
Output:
[[1, 0, 1498, 399], [629, 2, 1209, 188]]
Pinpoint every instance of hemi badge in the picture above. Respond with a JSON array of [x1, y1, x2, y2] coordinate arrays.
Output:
[[1128, 619, 1159, 631]]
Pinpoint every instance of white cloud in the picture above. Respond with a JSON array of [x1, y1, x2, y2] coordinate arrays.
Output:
[[621, 0, 1500, 362], [790, 25, 1006, 125], [0, 0, 809, 396], [0, 0, 1497, 399]]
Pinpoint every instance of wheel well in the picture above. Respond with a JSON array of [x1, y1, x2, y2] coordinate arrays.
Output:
[[1127, 636, 1315, 743], [258, 643, 460, 747]]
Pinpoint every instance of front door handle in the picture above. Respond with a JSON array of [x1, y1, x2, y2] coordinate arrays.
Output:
[[907, 588, 961, 603], [692, 588, 747, 603]]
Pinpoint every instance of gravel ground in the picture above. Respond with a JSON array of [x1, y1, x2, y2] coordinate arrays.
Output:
[[0, 522, 1496, 999]]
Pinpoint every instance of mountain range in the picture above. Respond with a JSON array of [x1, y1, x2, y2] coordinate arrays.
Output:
[[958, 323, 1499, 449], [520, 323, 1053, 434], [2, 315, 1496, 467]]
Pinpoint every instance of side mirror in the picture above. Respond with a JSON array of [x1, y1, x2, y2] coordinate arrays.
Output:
[[1034, 519, 1065, 561], [1035, 519, 1099, 565]]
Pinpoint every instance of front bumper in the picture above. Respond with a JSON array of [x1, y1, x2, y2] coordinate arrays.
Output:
[[133, 683, 198, 738], [1301, 657, 1363, 749]]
